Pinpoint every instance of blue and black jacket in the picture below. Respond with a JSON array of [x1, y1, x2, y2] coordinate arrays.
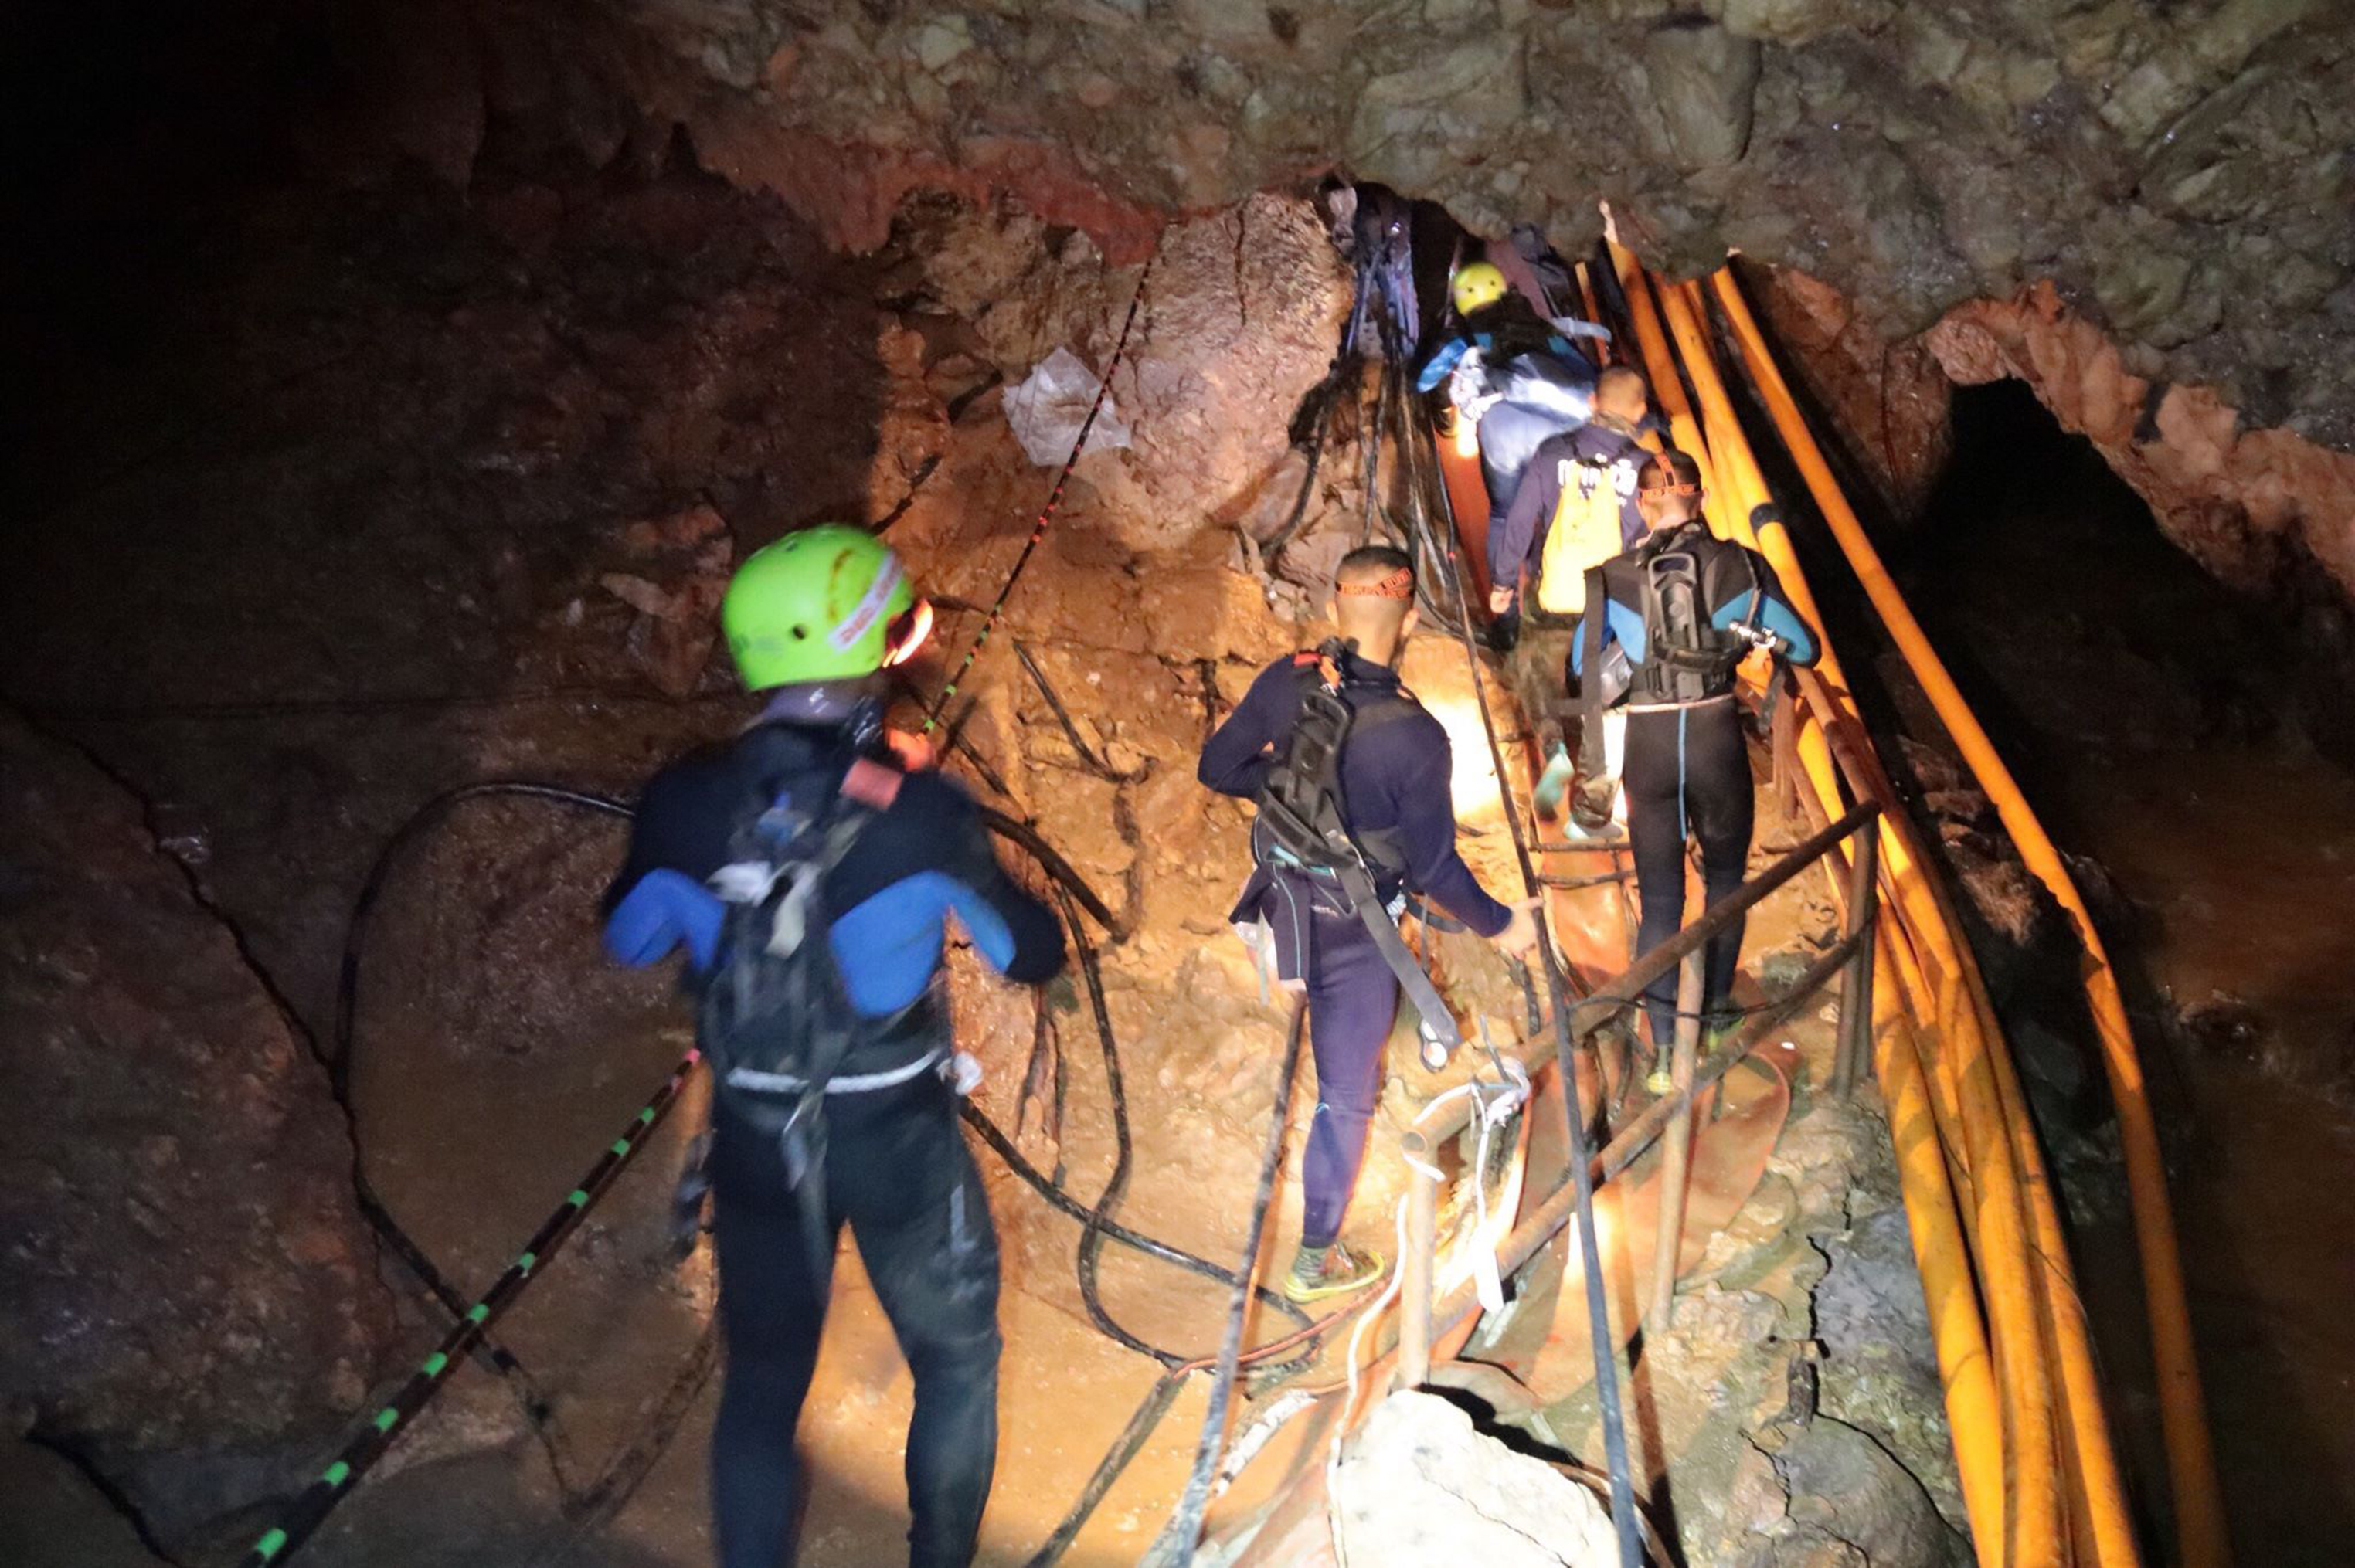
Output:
[[603, 718, 1065, 1071], [1415, 299, 1584, 393]]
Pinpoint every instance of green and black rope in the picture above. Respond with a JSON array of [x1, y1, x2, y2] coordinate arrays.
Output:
[[238, 1047, 702, 1568], [921, 253, 1155, 735]]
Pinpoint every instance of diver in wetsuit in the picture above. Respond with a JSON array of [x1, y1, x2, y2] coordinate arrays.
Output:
[[1198, 545, 1540, 1301], [1571, 453, 1819, 1054], [602, 525, 1064, 1568], [1419, 260, 1606, 514]]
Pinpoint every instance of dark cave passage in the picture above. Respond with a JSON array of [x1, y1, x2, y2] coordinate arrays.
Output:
[[1859, 377, 2355, 1565]]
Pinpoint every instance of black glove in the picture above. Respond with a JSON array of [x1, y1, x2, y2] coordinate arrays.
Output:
[[1487, 604, 1522, 653]]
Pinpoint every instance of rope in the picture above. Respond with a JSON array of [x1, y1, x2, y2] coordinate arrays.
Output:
[[1154, 996, 1311, 1562], [1412, 382, 1646, 1568], [237, 1048, 703, 1567], [922, 255, 1156, 734]]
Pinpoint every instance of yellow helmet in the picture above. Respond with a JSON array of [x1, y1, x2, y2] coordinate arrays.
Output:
[[1451, 261, 1509, 316]]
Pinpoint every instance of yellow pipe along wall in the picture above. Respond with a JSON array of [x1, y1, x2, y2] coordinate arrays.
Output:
[[1706, 267, 2224, 1568], [1663, 266, 2140, 1568]]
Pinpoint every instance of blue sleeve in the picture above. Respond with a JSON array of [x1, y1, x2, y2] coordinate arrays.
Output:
[[1415, 336, 1470, 393], [603, 869, 724, 972], [1745, 597, 1819, 666], [826, 772, 1068, 1011], [1712, 552, 1818, 667], [917, 777, 1066, 983], [1572, 599, 1646, 673], [1381, 730, 1511, 937], [1198, 660, 1298, 798]]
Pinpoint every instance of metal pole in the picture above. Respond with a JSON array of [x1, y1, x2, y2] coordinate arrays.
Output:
[[1771, 680, 1800, 823], [1397, 1132, 1440, 1393], [1833, 826, 1881, 1098], [1160, 997, 1309, 1561], [1649, 951, 1704, 1327], [1416, 799, 1880, 1148]]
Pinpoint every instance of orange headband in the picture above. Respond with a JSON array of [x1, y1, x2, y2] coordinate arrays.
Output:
[[1640, 477, 1701, 497], [1337, 566, 1415, 599]]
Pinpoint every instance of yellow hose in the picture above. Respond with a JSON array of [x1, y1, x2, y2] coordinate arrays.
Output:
[[1606, 240, 2067, 1563], [1666, 266, 2154, 1566], [1710, 266, 2224, 1568]]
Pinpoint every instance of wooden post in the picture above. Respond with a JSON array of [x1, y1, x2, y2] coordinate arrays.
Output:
[[1649, 949, 1706, 1328], [1772, 677, 1800, 823], [1832, 824, 1881, 1098], [1397, 1131, 1440, 1393]]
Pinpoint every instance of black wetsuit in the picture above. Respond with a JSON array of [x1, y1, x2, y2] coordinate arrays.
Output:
[[1573, 525, 1818, 1045], [605, 714, 1063, 1568], [1198, 650, 1511, 1247]]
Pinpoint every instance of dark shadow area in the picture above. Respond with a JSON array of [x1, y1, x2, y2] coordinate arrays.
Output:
[[1, 2, 892, 1558], [1739, 361, 2355, 1564]]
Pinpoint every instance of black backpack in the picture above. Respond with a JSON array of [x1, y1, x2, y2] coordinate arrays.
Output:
[[695, 728, 899, 1144], [1631, 525, 1762, 704], [1250, 640, 1463, 1054], [1250, 641, 1417, 884]]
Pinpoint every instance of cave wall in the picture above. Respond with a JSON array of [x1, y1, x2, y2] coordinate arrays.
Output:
[[0, 713, 396, 1543], [1925, 281, 2355, 618]]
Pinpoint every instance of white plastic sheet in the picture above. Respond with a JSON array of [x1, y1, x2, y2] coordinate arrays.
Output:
[[1002, 346, 1131, 467]]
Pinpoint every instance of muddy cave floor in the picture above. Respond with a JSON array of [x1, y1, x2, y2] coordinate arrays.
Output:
[[73, 673, 1927, 1568]]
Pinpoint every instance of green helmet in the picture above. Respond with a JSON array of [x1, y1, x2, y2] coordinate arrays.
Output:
[[722, 524, 926, 691]]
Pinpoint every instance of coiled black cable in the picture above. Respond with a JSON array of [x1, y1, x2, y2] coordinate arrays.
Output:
[[332, 773, 1327, 1523]]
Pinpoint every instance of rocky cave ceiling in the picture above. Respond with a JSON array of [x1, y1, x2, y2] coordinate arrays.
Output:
[[106, 0, 2355, 601], [464, 1, 2347, 438]]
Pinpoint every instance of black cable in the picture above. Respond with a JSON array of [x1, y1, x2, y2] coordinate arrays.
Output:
[[334, 782, 635, 1420], [1013, 641, 1151, 783], [1262, 361, 1347, 565], [1162, 996, 1310, 1556], [1355, 348, 1397, 548], [1023, 1373, 1188, 1568]]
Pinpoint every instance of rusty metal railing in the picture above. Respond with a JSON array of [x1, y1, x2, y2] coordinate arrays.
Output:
[[1394, 796, 1881, 1388]]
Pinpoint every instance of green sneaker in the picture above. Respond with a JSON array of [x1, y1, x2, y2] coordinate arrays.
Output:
[[1282, 1240, 1388, 1302]]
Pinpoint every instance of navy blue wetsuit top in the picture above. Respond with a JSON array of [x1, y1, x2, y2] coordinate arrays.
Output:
[[1487, 420, 1647, 595], [1198, 650, 1511, 938], [603, 721, 1065, 1030]]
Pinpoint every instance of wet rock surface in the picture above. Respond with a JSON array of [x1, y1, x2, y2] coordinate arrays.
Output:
[[1329, 1390, 1616, 1567], [0, 711, 396, 1546]]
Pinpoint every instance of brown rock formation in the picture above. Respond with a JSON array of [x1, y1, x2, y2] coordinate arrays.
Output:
[[1928, 280, 2355, 606], [0, 711, 395, 1540]]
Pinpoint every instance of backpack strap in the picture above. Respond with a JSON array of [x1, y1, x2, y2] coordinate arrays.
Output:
[[1578, 564, 1611, 780]]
